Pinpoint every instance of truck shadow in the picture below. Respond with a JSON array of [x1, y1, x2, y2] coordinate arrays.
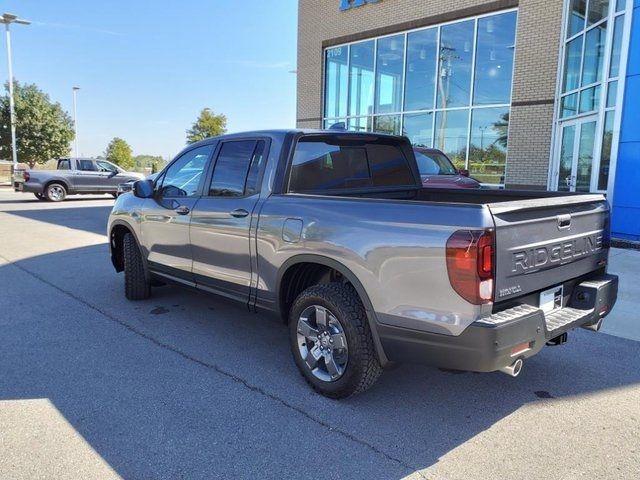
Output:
[[1, 243, 639, 479], [4, 206, 113, 236]]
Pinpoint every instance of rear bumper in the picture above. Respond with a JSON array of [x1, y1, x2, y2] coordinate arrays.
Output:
[[15, 182, 42, 194], [378, 274, 618, 372]]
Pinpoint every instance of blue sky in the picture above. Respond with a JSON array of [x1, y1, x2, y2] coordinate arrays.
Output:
[[0, 0, 298, 158]]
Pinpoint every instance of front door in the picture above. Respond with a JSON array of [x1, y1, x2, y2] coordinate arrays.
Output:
[[190, 139, 268, 303], [555, 116, 598, 192], [140, 144, 214, 281]]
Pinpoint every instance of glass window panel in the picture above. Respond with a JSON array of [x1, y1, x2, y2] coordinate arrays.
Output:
[[368, 144, 414, 186], [161, 145, 213, 197], [609, 15, 624, 77], [579, 85, 601, 113], [349, 41, 375, 117], [434, 109, 470, 168], [244, 141, 267, 196], [209, 141, 256, 197], [373, 115, 401, 135], [469, 107, 509, 184], [561, 93, 579, 117], [563, 35, 583, 92], [587, 0, 610, 25], [607, 80, 618, 107], [323, 119, 346, 129], [616, 0, 625, 12], [567, 0, 587, 37], [403, 112, 433, 147], [437, 20, 474, 108], [324, 46, 349, 119], [558, 125, 576, 192], [598, 110, 615, 190], [581, 22, 607, 86], [576, 121, 596, 192], [474, 12, 517, 105], [375, 34, 405, 114], [347, 116, 371, 132], [404, 28, 438, 111]]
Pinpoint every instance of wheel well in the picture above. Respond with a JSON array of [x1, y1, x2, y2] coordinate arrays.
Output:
[[279, 262, 348, 322], [110, 224, 132, 272], [44, 179, 69, 193]]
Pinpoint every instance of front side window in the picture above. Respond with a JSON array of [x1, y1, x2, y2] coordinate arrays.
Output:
[[96, 160, 118, 173], [160, 145, 213, 197], [288, 136, 413, 192]]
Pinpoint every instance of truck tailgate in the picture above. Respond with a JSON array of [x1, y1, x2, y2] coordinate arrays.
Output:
[[487, 194, 609, 302]]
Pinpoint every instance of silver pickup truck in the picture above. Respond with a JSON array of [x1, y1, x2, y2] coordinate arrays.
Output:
[[108, 130, 618, 398], [16, 158, 144, 201]]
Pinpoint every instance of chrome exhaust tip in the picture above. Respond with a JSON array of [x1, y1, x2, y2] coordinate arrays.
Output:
[[499, 358, 523, 377]]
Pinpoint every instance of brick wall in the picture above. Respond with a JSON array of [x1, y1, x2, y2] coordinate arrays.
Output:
[[297, 0, 565, 188]]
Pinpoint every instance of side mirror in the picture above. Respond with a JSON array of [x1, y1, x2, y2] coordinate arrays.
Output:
[[458, 169, 470, 177], [133, 179, 154, 198]]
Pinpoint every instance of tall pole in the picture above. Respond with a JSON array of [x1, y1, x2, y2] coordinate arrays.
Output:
[[5, 22, 17, 168], [72, 87, 80, 158]]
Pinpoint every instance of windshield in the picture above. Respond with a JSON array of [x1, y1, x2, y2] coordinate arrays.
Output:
[[414, 150, 458, 175]]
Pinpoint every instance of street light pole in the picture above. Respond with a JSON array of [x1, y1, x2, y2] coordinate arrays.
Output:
[[72, 86, 80, 158], [1, 13, 31, 170]]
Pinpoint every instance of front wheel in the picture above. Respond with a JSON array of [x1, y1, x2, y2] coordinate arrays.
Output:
[[123, 232, 151, 300], [289, 283, 382, 399]]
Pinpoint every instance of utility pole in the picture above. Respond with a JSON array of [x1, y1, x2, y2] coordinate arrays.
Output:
[[72, 86, 80, 158]]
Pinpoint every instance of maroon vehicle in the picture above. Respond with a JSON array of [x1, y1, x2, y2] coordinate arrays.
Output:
[[413, 147, 481, 189]]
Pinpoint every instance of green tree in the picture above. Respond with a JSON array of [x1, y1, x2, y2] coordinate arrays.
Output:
[[186, 108, 227, 144], [105, 137, 134, 170], [0, 81, 74, 168]]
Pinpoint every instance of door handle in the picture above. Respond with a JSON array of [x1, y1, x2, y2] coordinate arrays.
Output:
[[175, 205, 190, 215], [230, 208, 249, 218]]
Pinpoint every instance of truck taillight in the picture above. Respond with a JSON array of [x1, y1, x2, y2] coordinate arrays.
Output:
[[446, 229, 494, 305], [23, 171, 30, 181]]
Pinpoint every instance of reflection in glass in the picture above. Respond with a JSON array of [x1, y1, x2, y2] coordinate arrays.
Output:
[[616, 0, 625, 12], [563, 36, 583, 92], [579, 85, 600, 113], [347, 116, 371, 132], [376, 34, 405, 114], [587, 0, 609, 26], [349, 41, 375, 117], [576, 121, 596, 192], [607, 80, 618, 107], [325, 47, 349, 119], [373, 115, 401, 135], [324, 119, 346, 129], [474, 12, 517, 105], [582, 23, 607, 85], [403, 112, 433, 147], [598, 111, 614, 190], [468, 107, 509, 184], [437, 20, 474, 108], [559, 125, 576, 192], [609, 15, 624, 77], [404, 28, 438, 111], [561, 93, 578, 117], [434, 109, 470, 168], [567, 0, 587, 37]]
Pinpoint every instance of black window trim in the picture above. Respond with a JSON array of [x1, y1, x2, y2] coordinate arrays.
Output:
[[203, 137, 272, 199]]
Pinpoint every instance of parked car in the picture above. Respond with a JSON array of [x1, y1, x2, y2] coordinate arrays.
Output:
[[414, 147, 481, 189], [16, 158, 144, 202], [108, 130, 618, 398]]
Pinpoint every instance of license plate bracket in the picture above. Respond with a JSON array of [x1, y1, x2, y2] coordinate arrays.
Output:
[[540, 285, 563, 313]]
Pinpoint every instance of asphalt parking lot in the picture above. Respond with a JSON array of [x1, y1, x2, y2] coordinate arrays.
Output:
[[0, 189, 639, 480]]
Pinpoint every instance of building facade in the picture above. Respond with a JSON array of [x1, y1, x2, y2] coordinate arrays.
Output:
[[297, 0, 639, 240]]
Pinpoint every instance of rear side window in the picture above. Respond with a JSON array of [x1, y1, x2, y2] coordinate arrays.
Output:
[[288, 137, 413, 192], [78, 160, 96, 171], [209, 140, 266, 197]]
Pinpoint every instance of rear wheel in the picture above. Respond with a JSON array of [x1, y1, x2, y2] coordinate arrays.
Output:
[[123, 232, 151, 300], [45, 183, 67, 202], [289, 283, 382, 398]]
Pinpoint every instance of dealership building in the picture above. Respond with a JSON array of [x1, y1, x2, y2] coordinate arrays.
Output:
[[297, 0, 640, 241]]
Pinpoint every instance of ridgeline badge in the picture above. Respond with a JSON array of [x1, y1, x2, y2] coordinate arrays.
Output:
[[340, 0, 381, 11]]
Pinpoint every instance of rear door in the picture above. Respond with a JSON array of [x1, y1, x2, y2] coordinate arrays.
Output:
[[488, 195, 609, 303], [189, 139, 269, 302]]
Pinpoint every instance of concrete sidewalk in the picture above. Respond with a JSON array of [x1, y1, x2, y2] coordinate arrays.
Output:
[[601, 248, 640, 341]]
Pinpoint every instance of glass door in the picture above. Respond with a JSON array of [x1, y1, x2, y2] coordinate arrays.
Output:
[[556, 116, 598, 192]]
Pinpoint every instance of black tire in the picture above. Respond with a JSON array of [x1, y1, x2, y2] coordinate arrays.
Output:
[[123, 232, 151, 300], [289, 283, 382, 399], [111, 193, 118, 199], [44, 183, 67, 202], [34, 193, 47, 201]]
